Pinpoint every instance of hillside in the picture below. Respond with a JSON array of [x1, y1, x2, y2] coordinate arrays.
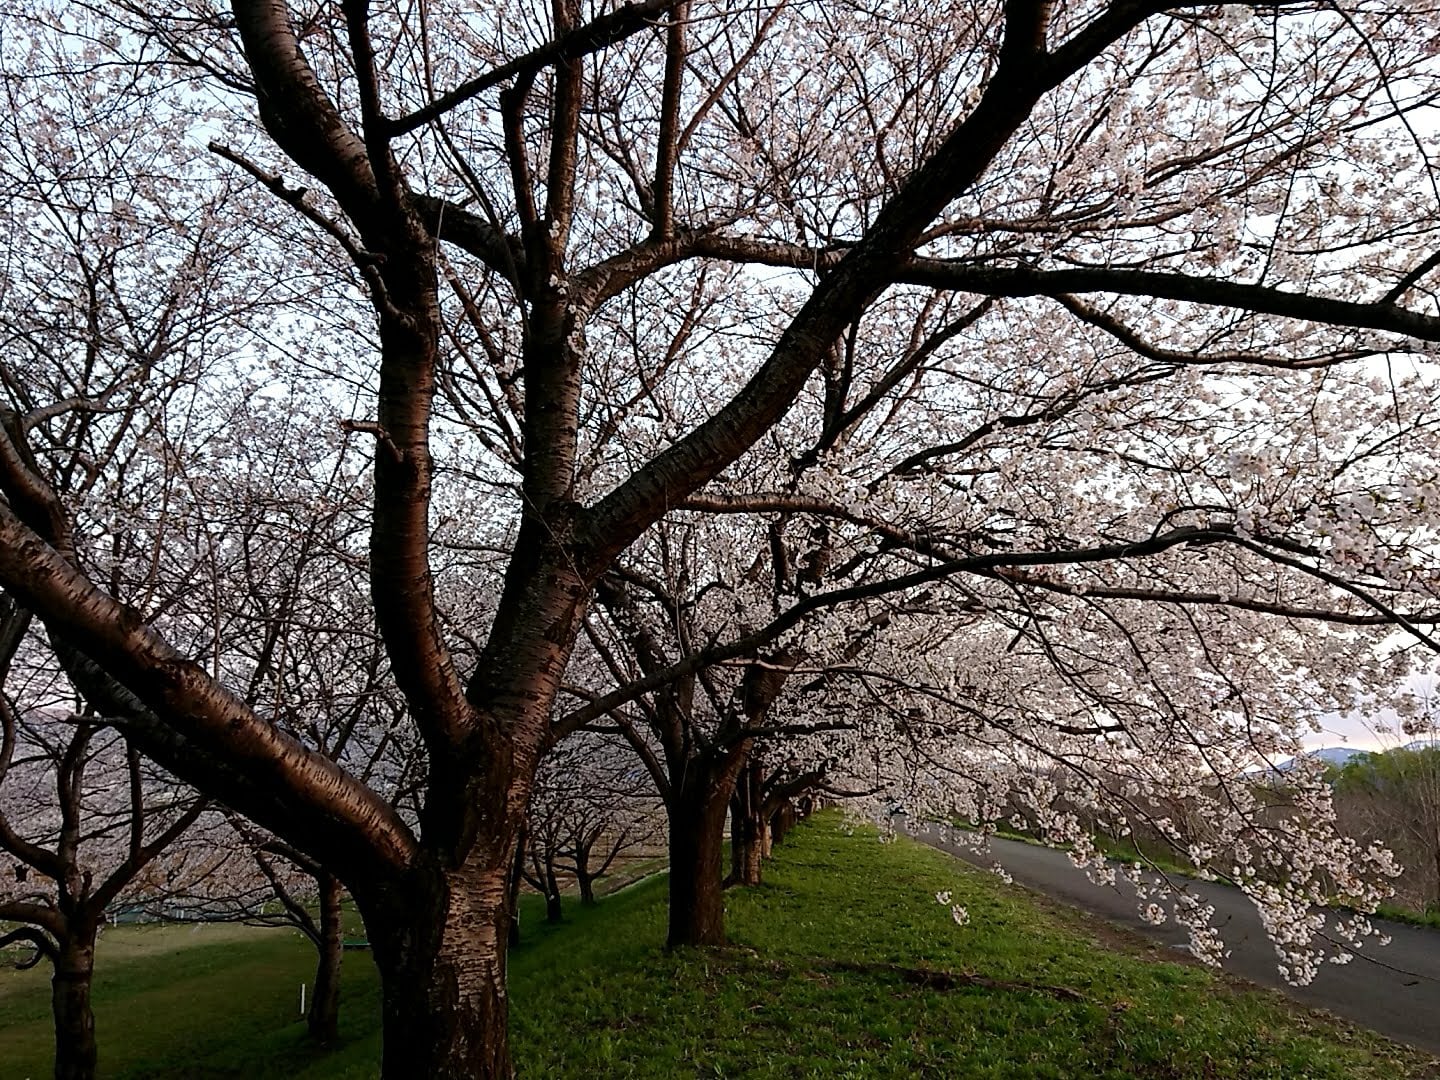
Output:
[[1, 815, 1435, 1078]]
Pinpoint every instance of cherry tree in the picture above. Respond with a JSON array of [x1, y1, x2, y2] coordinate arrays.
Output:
[[728, 750, 835, 887], [521, 732, 658, 922], [580, 512, 870, 944], [0, 600, 210, 1080], [5, 1, 1440, 1075]]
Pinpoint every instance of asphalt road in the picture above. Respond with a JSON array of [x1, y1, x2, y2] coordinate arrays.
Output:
[[906, 821, 1440, 1055]]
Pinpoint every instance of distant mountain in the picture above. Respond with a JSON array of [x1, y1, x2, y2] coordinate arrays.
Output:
[[1273, 746, 1370, 772]]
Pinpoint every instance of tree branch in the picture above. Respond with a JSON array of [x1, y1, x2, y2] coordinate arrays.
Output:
[[559, 525, 1242, 732], [385, 0, 683, 137], [0, 503, 417, 877], [0, 924, 58, 969], [899, 262, 1440, 343]]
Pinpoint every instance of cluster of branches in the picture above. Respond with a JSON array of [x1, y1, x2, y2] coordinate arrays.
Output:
[[518, 732, 661, 926]]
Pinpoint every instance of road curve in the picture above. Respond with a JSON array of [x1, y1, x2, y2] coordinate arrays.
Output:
[[906, 821, 1440, 1055]]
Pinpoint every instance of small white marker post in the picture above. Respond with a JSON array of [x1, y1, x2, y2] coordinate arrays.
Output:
[[300, 983, 306, 1017]]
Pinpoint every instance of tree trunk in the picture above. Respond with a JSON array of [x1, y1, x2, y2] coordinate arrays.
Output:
[[544, 872, 563, 924], [52, 930, 98, 1080], [727, 792, 745, 886], [308, 873, 344, 1044], [361, 860, 517, 1080], [727, 797, 764, 887], [727, 761, 765, 887], [507, 836, 525, 947], [743, 817, 765, 883], [574, 848, 597, 905], [770, 799, 798, 846], [666, 782, 732, 947]]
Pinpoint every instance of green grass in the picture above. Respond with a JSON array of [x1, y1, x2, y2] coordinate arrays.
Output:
[[1, 816, 1436, 1078], [1089, 832, 1201, 879], [1374, 902, 1440, 930], [0, 920, 374, 1079]]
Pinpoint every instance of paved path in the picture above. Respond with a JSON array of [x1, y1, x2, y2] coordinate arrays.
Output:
[[907, 821, 1440, 1054]]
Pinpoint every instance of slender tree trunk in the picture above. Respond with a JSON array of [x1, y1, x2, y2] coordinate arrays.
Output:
[[727, 796, 765, 886], [770, 799, 798, 847], [743, 816, 765, 883], [666, 781, 732, 947], [507, 835, 525, 947], [727, 792, 745, 887], [52, 929, 98, 1080], [576, 872, 596, 905], [543, 858, 563, 924], [726, 761, 765, 887], [575, 847, 597, 905], [308, 873, 344, 1044]]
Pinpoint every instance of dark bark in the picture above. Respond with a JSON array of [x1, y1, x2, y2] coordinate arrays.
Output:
[[574, 849, 597, 905], [727, 760, 764, 888], [307, 873, 344, 1044], [770, 799, 798, 847], [666, 778, 733, 947], [522, 842, 565, 924], [360, 859, 517, 1080], [52, 931, 98, 1080], [726, 793, 745, 887]]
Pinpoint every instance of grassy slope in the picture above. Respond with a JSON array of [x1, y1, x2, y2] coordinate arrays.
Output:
[[1, 816, 1436, 1078]]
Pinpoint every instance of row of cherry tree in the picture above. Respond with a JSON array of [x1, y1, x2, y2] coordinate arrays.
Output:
[[4, 0, 1440, 1077]]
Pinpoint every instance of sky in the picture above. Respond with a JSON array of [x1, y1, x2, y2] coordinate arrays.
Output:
[[1303, 672, 1440, 752]]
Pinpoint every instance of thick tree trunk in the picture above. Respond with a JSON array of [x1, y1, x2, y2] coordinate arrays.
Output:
[[361, 860, 517, 1080], [666, 782, 732, 947], [52, 931, 98, 1080], [308, 873, 344, 1044]]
